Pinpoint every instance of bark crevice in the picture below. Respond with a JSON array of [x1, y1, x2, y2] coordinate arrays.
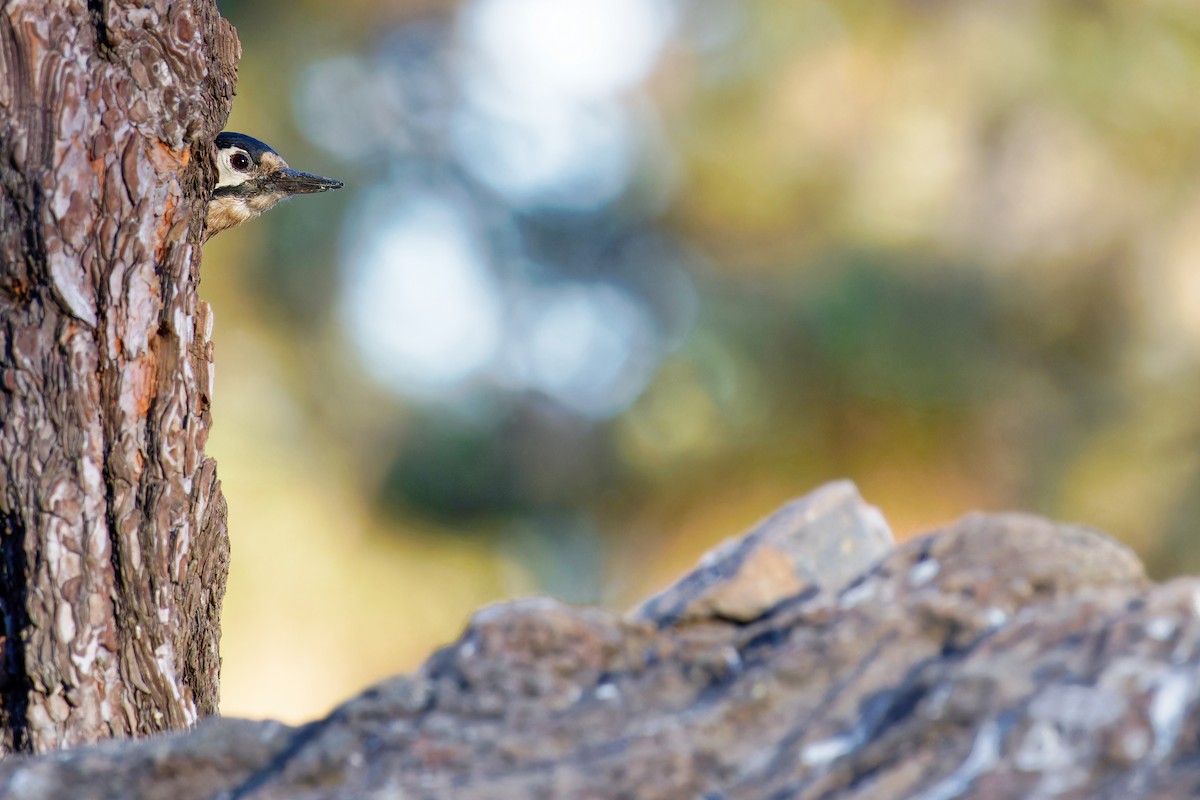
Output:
[[0, 509, 30, 754]]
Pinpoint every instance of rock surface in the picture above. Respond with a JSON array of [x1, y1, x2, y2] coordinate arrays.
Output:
[[5, 481, 1199, 799]]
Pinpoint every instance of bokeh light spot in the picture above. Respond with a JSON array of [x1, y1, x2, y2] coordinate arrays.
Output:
[[461, 0, 676, 99], [452, 96, 635, 211], [341, 197, 502, 394], [509, 283, 660, 417]]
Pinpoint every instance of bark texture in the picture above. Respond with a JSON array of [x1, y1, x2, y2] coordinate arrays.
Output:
[[0, 0, 239, 754], [1, 482, 1189, 800]]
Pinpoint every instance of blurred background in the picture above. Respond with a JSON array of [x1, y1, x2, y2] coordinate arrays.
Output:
[[207, 0, 1200, 721]]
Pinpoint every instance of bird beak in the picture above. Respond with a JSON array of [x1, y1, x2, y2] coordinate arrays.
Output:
[[267, 168, 344, 195]]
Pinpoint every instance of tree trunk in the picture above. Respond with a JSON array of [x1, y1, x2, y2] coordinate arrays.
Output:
[[0, 0, 239, 754]]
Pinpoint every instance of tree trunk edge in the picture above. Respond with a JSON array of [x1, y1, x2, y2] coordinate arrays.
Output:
[[0, 0, 240, 754]]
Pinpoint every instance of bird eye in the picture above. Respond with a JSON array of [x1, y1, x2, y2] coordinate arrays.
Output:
[[230, 152, 251, 171]]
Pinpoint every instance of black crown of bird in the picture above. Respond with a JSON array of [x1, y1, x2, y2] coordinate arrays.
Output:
[[205, 132, 343, 240]]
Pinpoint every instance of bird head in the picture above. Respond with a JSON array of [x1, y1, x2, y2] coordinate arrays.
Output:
[[205, 132, 343, 240]]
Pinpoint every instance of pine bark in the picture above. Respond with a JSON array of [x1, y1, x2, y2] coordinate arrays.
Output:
[[0, 0, 239, 753]]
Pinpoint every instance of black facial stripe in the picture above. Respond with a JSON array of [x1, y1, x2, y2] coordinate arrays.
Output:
[[212, 182, 261, 198]]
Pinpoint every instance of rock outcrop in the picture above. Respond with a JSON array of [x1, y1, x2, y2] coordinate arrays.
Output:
[[5, 481, 1196, 800]]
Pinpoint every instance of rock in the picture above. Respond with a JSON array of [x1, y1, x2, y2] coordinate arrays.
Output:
[[5, 481, 1195, 800], [633, 479, 894, 625]]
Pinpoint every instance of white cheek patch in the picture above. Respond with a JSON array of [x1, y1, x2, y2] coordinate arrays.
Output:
[[215, 149, 253, 189]]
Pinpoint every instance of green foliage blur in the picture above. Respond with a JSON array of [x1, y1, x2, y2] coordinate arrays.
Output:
[[207, 0, 1200, 721]]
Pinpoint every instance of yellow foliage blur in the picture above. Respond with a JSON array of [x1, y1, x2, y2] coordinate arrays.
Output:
[[209, 0, 1200, 721]]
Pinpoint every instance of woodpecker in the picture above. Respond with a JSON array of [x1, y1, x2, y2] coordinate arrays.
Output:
[[205, 132, 343, 240]]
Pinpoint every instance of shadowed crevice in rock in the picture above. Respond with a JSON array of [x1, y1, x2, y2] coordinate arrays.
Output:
[[2, 480, 1187, 800]]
